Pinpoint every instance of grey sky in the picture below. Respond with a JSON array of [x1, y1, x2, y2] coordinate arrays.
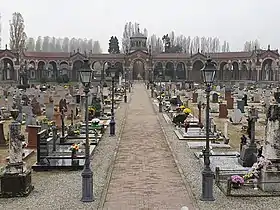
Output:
[[1, 0, 279, 52]]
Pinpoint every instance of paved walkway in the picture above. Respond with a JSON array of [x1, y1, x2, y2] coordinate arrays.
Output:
[[103, 84, 195, 210]]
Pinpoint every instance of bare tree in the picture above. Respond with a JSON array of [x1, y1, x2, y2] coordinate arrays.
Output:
[[244, 40, 260, 52], [26, 37, 35, 51], [93, 41, 102, 53], [35, 36, 42, 51], [9, 12, 27, 53], [62, 37, 69, 52], [42, 36, 50, 52]]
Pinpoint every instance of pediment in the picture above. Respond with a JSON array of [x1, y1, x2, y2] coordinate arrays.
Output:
[[70, 52, 86, 61], [0, 49, 16, 59], [191, 52, 206, 61], [128, 50, 149, 59], [259, 50, 279, 60]]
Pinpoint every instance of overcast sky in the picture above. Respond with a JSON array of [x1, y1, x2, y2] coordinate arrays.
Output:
[[1, 0, 279, 52]]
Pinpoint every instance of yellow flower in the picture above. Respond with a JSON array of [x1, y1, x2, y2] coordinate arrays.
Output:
[[180, 105, 185, 109], [183, 108, 192, 114]]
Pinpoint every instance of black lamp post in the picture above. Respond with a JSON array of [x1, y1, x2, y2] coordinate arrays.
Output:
[[200, 58, 216, 201], [158, 71, 163, 113], [109, 66, 118, 136], [79, 59, 94, 202], [124, 69, 127, 103]]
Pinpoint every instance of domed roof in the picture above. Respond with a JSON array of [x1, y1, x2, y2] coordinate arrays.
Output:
[[130, 28, 147, 39]]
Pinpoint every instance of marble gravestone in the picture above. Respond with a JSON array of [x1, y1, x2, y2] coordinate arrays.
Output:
[[230, 109, 242, 125]]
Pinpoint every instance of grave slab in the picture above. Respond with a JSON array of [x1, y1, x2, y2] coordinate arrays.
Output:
[[32, 145, 96, 171], [188, 141, 231, 149], [197, 154, 250, 171], [174, 130, 223, 141]]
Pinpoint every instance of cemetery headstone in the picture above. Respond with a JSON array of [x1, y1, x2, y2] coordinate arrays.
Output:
[[212, 92, 219, 103], [230, 108, 243, 125], [219, 103, 228, 118], [237, 99, 245, 113]]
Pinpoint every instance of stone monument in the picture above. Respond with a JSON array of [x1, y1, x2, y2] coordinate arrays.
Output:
[[0, 109, 34, 197], [260, 92, 280, 191], [238, 106, 258, 167]]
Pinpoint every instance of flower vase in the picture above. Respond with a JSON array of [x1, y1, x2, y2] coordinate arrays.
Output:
[[253, 178, 258, 190], [232, 182, 241, 189], [71, 150, 79, 167], [71, 150, 77, 159]]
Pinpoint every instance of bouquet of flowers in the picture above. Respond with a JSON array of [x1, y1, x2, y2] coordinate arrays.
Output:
[[70, 144, 79, 153], [243, 157, 271, 181], [73, 130, 80, 135], [231, 175, 244, 184]]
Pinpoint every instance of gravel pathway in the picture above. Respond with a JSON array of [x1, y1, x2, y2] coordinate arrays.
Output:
[[102, 84, 196, 210], [152, 90, 280, 210], [0, 93, 130, 210]]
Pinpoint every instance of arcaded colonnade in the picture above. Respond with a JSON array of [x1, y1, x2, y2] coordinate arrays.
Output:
[[0, 46, 279, 83]]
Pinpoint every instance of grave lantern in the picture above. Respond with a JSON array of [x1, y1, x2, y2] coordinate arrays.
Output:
[[201, 59, 217, 85]]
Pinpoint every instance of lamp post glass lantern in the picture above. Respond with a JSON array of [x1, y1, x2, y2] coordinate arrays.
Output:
[[201, 59, 216, 85], [80, 59, 94, 202], [200, 58, 216, 201]]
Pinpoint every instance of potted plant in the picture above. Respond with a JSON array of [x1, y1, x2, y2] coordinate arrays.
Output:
[[230, 175, 244, 189]]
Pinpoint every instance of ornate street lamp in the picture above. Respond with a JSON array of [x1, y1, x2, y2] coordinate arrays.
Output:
[[108, 65, 118, 136], [79, 59, 94, 202], [200, 58, 216, 201]]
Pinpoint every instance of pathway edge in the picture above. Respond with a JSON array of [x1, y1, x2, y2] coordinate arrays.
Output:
[[146, 86, 200, 210]]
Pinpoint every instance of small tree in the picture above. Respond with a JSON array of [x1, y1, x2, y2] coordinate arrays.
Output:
[[9, 12, 27, 53], [108, 36, 120, 54]]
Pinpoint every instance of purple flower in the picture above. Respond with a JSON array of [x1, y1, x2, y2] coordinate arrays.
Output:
[[231, 175, 244, 184]]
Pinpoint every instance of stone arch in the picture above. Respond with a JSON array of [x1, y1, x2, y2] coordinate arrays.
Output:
[[48, 61, 58, 80], [92, 61, 102, 77], [165, 62, 175, 81], [72, 60, 84, 81], [37, 61, 46, 80], [192, 60, 204, 82], [115, 62, 123, 78], [0, 58, 15, 80], [176, 62, 186, 80], [232, 62, 239, 80], [131, 59, 145, 80], [153, 62, 163, 81], [28, 61, 36, 80], [59, 60, 69, 65], [261, 58, 274, 81], [219, 61, 227, 80], [240, 61, 248, 80], [59, 61, 70, 78]]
